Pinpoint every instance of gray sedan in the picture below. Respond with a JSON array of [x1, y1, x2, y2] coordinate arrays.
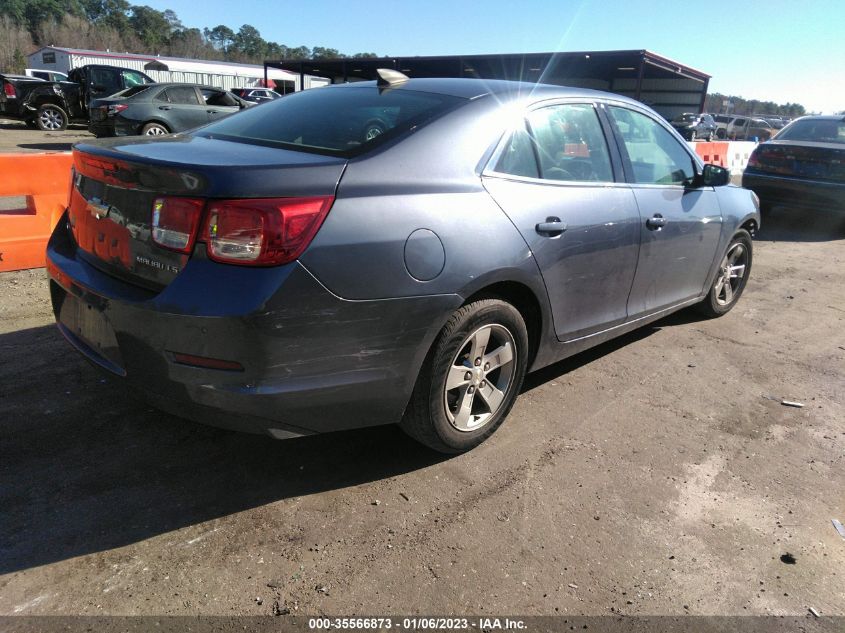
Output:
[[48, 74, 760, 453], [88, 82, 249, 137]]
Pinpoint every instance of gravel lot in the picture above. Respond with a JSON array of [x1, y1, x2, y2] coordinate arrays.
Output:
[[0, 123, 844, 619]]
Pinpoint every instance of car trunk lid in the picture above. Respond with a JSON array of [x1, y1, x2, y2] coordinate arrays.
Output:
[[750, 141, 845, 183], [68, 135, 347, 289]]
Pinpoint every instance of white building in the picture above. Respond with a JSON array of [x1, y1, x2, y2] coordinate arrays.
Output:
[[27, 46, 329, 92]]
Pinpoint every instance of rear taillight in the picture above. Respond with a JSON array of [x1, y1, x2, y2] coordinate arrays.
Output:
[[747, 151, 759, 167], [3, 82, 16, 99], [200, 196, 334, 266], [106, 104, 128, 116], [151, 197, 205, 253]]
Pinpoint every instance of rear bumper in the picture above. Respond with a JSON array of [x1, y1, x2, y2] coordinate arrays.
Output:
[[47, 216, 460, 437], [742, 171, 845, 213]]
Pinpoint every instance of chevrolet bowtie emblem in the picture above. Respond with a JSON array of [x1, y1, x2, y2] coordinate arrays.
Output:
[[88, 197, 111, 220]]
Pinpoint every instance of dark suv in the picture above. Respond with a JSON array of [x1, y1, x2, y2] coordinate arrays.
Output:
[[670, 113, 717, 141]]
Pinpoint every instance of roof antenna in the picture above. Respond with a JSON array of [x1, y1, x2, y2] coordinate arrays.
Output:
[[376, 68, 409, 87]]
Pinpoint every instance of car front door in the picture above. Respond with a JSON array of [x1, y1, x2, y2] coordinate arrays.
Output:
[[606, 105, 723, 317], [153, 86, 209, 132], [482, 102, 642, 341]]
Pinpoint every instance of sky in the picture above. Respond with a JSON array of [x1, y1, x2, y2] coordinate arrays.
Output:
[[142, 0, 844, 113]]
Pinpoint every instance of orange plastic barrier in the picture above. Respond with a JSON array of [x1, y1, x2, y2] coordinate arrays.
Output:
[[692, 142, 729, 168], [0, 152, 73, 272]]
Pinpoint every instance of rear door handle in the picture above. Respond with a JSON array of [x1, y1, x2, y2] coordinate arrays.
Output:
[[646, 214, 667, 230], [535, 217, 567, 236], [207, 109, 217, 114], [158, 105, 171, 110]]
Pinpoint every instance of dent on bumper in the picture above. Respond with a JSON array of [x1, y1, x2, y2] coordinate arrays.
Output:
[[47, 220, 462, 437]]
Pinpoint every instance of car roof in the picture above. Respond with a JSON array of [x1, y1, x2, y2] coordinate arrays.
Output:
[[143, 82, 229, 91], [329, 77, 644, 107]]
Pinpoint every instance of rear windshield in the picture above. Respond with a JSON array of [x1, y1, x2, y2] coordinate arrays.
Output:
[[115, 85, 153, 99], [195, 85, 464, 157], [777, 119, 845, 144]]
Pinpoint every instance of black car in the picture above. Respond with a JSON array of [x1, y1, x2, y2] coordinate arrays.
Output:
[[743, 115, 845, 214], [231, 87, 281, 104], [89, 83, 250, 137], [670, 113, 717, 141]]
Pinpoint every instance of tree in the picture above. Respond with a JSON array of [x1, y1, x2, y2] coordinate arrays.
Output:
[[311, 46, 340, 60], [204, 24, 234, 55], [231, 24, 266, 61], [128, 5, 170, 51], [0, 14, 34, 73]]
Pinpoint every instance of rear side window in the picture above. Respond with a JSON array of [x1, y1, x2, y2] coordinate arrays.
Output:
[[119, 85, 152, 98], [165, 86, 201, 105], [526, 104, 613, 182], [608, 106, 695, 186], [196, 85, 464, 157], [493, 123, 539, 178]]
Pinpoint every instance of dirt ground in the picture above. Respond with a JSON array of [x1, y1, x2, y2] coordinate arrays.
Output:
[[0, 122, 844, 620]]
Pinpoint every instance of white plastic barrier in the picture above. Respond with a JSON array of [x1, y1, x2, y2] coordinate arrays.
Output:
[[687, 140, 758, 175]]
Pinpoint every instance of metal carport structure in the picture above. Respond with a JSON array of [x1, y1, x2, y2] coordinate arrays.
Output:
[[264, 50, 710, 120]]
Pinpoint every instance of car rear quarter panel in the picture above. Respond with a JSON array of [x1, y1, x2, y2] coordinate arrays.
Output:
[[300, 98, 544, 301]]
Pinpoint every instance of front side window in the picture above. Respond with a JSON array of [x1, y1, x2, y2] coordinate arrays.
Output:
[[608, 106, 695, 186]]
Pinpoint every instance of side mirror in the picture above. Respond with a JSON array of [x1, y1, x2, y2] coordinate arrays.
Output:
[[702, 163, 731, 187]]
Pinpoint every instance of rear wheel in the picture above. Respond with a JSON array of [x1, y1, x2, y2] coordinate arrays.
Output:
[[142, 122, 169, 136], [696, 230, 752, 318], [35, 104, 68, 131], [400, 299, 529, 453]]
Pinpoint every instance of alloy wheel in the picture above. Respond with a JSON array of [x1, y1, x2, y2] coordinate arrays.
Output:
[[38, 108, 64, 131], [713, 242, 748, 306], [443, 324, 517, 432]]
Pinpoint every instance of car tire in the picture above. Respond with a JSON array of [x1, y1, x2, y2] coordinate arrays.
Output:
[[696, 230, 753, 318], [716, 129, 727, 139], [400, 299, 529, 453], [142, 122, 169, 136], [35, 104, 68, 131]]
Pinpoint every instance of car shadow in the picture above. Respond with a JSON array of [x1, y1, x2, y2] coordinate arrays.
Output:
[[521, 309, 697, 392], [0, 324, 448, 575], [16, 142, 76, 151], [757, 206, 845, 242]]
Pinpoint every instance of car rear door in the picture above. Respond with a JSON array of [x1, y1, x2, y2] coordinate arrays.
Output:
[[201, 88, 241, 122], [154, 86, 208, 132], [482, 101, 642, 342], [605, 105, 723, 316]]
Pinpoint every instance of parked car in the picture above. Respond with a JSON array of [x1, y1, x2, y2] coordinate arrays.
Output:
[[669, 112, 717, 141], [0, 64, 153, 130], [47, 75, 759, 453], [713, 114, 733, 139], [742, 115, 845, 214], [727, 116, 775, 141], [231, 87, 281, 104], [25, 68, 69, 82], [89, 83, 250, 137]]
